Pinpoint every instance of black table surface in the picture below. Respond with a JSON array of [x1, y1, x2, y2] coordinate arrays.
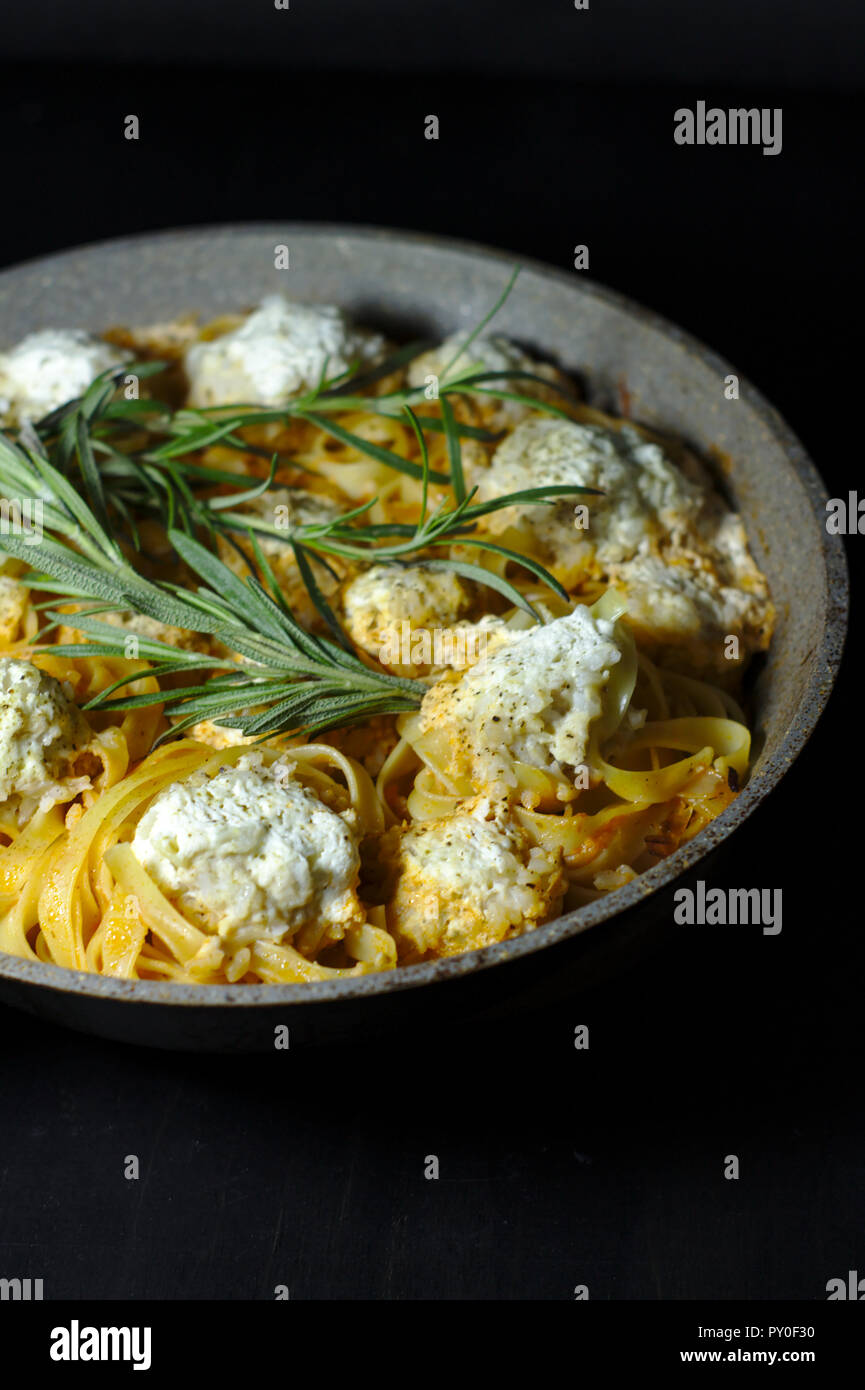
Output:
[[0, 49, 860, 1301]]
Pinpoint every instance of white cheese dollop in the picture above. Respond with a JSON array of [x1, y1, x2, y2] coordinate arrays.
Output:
[[697, 507, 774, 611], [341, 562, 475, 668], [184, 296, 386, 407], [407, 333, 562, 427], [0, 657, 90, 815], [419, 603, 624, 788], [607, 555, 771, 671], [380, 796, 564, 957], [0, 330, 131, 426], [130, 753, 364, 949], [477, 416, 704, 577]]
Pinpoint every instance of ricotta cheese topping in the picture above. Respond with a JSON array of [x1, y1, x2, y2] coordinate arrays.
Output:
[[696, 506, 774, 605], [184, 296, 386, 407], [130, 753, 364, 949], [0, 329, 131, 426], [607, 555, 769, 670], [341, 563, 475, 666], [419, 603, 624, 787], [380, 796, 564, 957], [407, 333, 561, 426], [477, 416, 704, 577], [0, 657, 91, 815]]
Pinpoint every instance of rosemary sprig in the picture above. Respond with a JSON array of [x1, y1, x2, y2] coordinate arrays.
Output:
[[216, 401, 594, 621], [26, 342, 598, 615], [0, 432, 425, 739], [0, 266, 603, 745]]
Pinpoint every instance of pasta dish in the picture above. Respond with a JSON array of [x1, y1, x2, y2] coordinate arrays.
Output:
[[0, 271, 773, 984]]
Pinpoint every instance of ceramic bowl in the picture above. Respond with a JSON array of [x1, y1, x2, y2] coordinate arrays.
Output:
[[0, 225, 847, 1050]]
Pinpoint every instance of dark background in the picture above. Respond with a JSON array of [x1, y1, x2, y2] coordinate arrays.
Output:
[[0, 1, 861, 1300]]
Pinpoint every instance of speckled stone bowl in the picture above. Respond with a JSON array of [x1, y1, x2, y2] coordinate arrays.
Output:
[[0, 225, 848, 1051]]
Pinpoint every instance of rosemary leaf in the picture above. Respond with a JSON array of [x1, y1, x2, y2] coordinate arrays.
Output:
[[298, 411, 450, 485]]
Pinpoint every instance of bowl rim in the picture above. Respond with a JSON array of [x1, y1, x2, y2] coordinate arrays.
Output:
[[0, 221, 849, 1010]]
